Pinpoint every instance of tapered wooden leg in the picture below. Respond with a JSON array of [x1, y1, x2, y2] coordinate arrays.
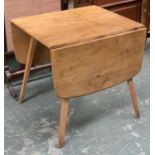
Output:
[[59, 98, 69, 148], [127, 78, 140, 118], [19, 38, 37, 103]]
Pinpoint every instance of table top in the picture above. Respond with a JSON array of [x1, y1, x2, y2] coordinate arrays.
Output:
[[11, 5, 145, 50]]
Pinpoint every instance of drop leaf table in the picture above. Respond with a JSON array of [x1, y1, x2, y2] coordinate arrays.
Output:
[[11, 6, 146, 147]]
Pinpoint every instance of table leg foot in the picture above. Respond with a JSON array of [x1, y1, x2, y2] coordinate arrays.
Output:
[[127, 78, 140, 118], [19, 38, 37, 103], [58, 98, 69, 148]]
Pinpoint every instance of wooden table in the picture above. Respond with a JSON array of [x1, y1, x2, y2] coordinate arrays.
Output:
[[11, 5, 146, 147]]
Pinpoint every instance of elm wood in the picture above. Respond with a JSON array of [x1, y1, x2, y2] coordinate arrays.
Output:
[[11, 24, 50, 65], [127, 78, 140, 118], [19, 38, 37, 103], [59, 98, 69, 148], [51, 28, 146, 98], [11, 6, 146, 147], [52, 27, 144, 146], [11, 6, 145, 100], [11, 6, 144, 65]]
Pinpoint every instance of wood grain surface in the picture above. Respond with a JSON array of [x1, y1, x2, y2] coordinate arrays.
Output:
[[11, 24, 50, 65], [11, 6, 146, 147], [11, 6, 145, 49], [51, 28, 146, 98]]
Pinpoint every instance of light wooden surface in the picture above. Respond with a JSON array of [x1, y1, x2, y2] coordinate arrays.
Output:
[[11, 24, 50, 64], [51, 28, 146, 98], [127, 78, 140, 118], [11, 6, 145, 64], [11, 6, 146, 147], [19, 38, 37, 103], [11, 6, 145, 62], [59, 98, 69, 148]]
